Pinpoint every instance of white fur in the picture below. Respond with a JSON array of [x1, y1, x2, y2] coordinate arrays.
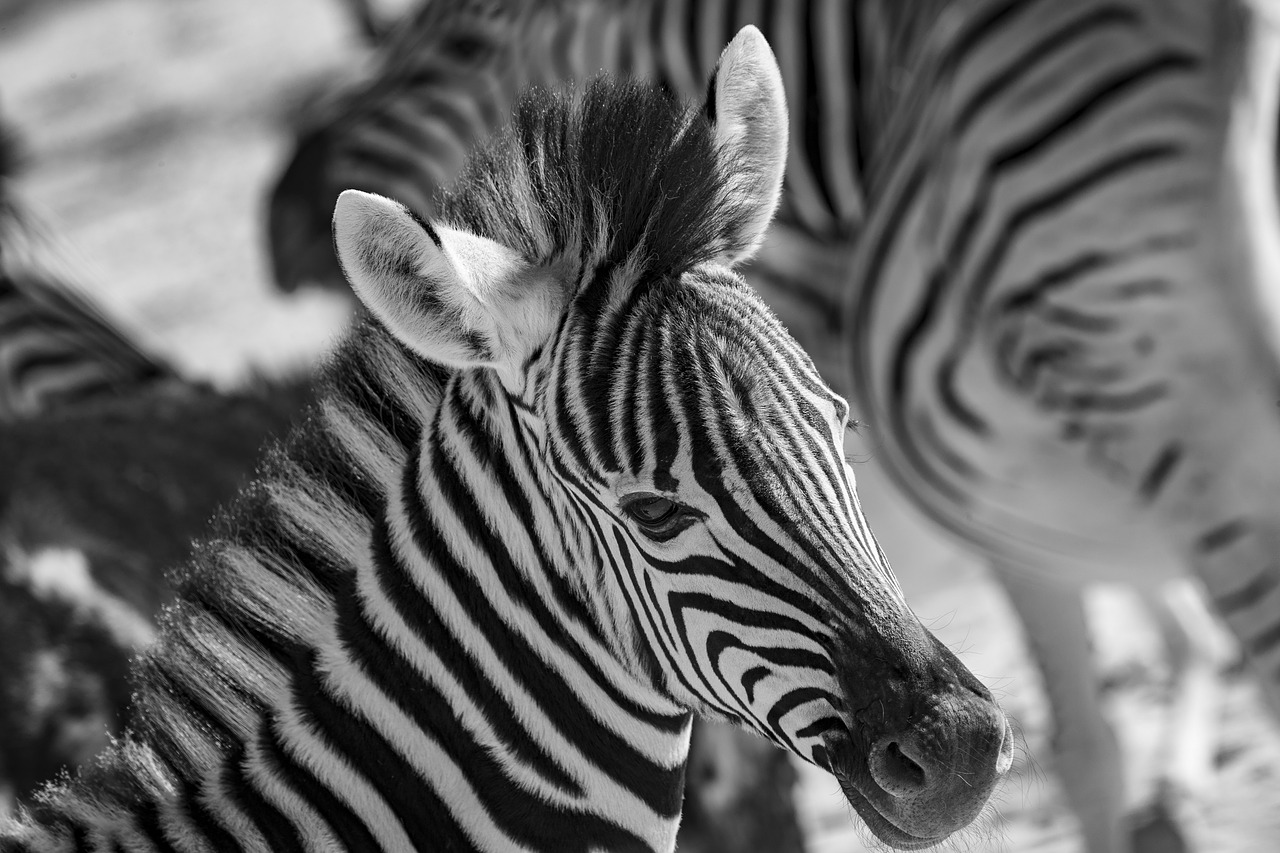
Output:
[[708, 26, 789, 263]]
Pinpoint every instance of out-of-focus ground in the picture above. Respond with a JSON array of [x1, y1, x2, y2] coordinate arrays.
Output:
[[1, 1, 1278, 850]]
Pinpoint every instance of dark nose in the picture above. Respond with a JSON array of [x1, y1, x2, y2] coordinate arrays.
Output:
[[868, 700, 1014, 810]]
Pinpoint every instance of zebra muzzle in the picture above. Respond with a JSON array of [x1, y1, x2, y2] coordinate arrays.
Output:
[[821, 690, 1013, 849]]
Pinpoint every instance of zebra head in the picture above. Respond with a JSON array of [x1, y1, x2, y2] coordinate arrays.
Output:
[[332, 27, 1011, 851]]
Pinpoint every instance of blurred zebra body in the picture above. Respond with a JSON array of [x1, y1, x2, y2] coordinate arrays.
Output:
[[0, 114, 313, 814], [0, 126, 184, 421], [1, 33, 1013, 852], [850, 0, 1279, 702], [846, 1, 1280, 850], [0, 266, 184, 421], [338, 0, 415, 42], [265, 2, 1280, 851]]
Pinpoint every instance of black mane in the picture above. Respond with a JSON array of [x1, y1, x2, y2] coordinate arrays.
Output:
[[438, 77, 748, 282]]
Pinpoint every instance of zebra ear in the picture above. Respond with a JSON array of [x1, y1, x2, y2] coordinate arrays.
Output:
[[705, 26, 788, 264], [332, 190, 556, 372]]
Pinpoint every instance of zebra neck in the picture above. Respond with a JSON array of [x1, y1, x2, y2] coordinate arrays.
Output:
[[0, 334, 693, 853], [363, 369, 694, 850]]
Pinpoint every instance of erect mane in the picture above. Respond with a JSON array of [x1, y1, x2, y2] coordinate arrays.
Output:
[[437, 77, 748, 282]]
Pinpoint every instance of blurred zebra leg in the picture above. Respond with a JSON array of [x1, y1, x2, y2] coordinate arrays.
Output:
[[1126, 580, 1235, 853], [991, 562, 1130, 853]]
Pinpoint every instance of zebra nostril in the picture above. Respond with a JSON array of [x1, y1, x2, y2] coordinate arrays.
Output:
[[868, 736, 929, 797]]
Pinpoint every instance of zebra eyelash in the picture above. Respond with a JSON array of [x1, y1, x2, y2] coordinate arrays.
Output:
[[842, 420, 873, 465]]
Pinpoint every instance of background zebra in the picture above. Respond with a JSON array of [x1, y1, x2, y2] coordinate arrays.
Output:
[[0, 29, 1013, 852], [0, 110, 318, 815], [0, 119, 185, 420], [262, 1, 1280, 851], [0, 265, 181, 420], [843, 2, 1280, 851]]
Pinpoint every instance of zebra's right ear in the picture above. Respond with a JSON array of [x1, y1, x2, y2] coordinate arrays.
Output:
[[332, 190, 556, 372], [704, 26, 788, 265]]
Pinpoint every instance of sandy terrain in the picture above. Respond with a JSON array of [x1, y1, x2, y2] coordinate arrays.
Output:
[[1, 1, 1278, 850]]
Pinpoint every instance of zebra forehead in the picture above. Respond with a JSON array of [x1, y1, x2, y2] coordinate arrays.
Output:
[[661, 288, 830, 436], [437, 77, 747, 284], [634, 272, 820, 391]]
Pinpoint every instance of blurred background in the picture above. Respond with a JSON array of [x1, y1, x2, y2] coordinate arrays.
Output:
[[1, 1, 1279, 850]]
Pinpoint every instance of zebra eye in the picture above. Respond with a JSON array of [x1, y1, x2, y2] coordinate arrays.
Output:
[[620, 494, 687, 538]]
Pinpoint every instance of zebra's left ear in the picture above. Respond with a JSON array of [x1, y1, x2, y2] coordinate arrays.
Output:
[[332, 190, 562, 374], [704, 26, 788, 264]]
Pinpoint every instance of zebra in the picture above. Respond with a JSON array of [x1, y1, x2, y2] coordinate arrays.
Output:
[[1, 29, 1013, 852], [262, 1, 1280, 851], [0, 121, 790, 853]]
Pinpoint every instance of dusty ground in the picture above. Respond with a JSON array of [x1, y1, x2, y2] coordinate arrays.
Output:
[[1, 1, 1279, 850]]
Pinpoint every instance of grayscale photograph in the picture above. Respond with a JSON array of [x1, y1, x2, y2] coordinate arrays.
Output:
[[1, 1, 1279, 851]]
